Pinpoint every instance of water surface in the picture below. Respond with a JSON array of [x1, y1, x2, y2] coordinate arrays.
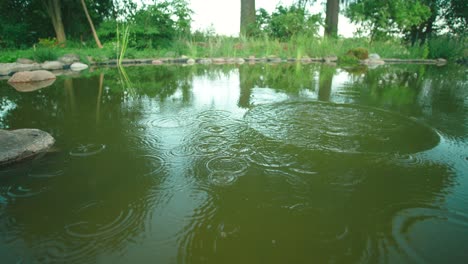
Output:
[[0, 63, 467, 263]]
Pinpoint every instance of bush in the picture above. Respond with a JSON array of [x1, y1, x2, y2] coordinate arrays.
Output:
[[33, 48, 58, 62], [427, 36, 466, 60], [346, 47, 369, 60], [339, 54, 360, 64], [253, 5, 322, 40]]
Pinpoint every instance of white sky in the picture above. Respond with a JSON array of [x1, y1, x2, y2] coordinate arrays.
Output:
[[139, 0, 358, 37], [188, 0, 358, 37]]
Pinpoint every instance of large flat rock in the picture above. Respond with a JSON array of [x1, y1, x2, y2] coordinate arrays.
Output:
[[0, 129, 55, 166]]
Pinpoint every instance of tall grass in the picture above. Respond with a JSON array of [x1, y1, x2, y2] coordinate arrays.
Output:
[[116, 23, 130, 65], [1, 34, 464, 65]]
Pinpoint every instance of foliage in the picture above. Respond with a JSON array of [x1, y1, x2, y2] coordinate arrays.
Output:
[[339, 54, 360, 64], [33, 48, 58, 62], [441, 0, 468, 36], [346, 47, 369, 59], [252, 5, 322, 39], [98, 0, 192, 50], [37, 37, 59, 48], [426, 35, 467, 60], [0, 0, 115, 48], [346, 0, 431, 42]]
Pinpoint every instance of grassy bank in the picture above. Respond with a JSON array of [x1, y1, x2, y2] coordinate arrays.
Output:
[[0, 35, 465, 64]]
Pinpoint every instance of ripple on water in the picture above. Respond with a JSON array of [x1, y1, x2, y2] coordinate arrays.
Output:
[[28, 153, 68, 178], [134, 155, 165, 176], [33, 238, 98, 264], [247, 145, 298, 169], [391, 207, 468, 263], [205, 156, 249, 186], [244, 101, 440, 154], [65, 200, 147, 252], [125, 133, 163, 153], [149, 115, 195, 129], [195, 109, 232, 123], [193, 135, 230, 155], [5, 184, 49, 198], [69, 144, 106, 157]]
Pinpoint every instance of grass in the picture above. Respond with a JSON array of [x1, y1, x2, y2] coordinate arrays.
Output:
[[0, 35, 465, 64]]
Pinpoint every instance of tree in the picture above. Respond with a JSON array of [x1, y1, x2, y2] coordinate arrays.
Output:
[[324, 0, 339, 37], [80, 0, 103, 48], [345, 0, 431, 43], [240, 0, 256, 36], [43, 0, 66, 43]]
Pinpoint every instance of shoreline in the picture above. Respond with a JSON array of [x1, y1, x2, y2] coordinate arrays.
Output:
[[0, 56, 449, 80]]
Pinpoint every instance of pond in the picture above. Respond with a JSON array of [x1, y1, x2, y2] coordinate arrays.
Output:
[[0, 63, 467, 263]]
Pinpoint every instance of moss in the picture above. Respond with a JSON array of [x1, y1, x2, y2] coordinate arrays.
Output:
[[339, 54, 360, 65], [346, 47, 369, 60]]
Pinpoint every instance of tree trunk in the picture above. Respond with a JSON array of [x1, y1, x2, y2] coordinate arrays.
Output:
[[43, 0, 66, 43], [238, 66, 253, 108], [324, 0, 339, 37], [81, 0, 103, 48], [318, 65, 334, 101], [240, 0, 256, 36]]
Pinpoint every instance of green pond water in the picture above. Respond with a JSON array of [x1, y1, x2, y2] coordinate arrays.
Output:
[[0, 63, 467, 263]]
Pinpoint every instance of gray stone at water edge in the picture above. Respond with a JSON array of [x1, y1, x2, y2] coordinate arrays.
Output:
[[70, 62, 89, 71], [58, 54, 80, 65], [0, 129, 55, 166], [369, 53, 381, 60], [16, 58, 36, 64], [41, 61, 64, 70], [8, 70, 56, 83], [0, 63, 42, 76]]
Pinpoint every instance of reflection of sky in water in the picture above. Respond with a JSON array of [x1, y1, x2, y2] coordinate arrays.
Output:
[[126, 70, 250, 262], [0, 64, 467, 263], [0, 98, 16, 129]]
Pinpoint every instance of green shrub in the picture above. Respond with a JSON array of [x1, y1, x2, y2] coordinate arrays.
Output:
[[346, 47, 369, 60], [37, 37, 58, 48], [339, 54, 360, 64], [427, 36, 466, 60], [33, 48, 58, 62]]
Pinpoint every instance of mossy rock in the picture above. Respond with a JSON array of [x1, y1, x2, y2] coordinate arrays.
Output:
[[338, 54, 360, 65], [346, 47, 369, 60]]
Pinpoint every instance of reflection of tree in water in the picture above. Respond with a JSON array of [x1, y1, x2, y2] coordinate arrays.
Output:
[[177, 126, 454, 263], [415, 65, 467, 138], [318, 64, 335, 101], [341, 64, 467, 139], [0, 74, 177, 262]]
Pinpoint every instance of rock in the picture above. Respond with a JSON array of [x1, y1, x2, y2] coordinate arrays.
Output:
[[267, 56, 282, 63], [0, 129, 55, 166], [8, 70, 56, 83], [212, 58, 226, 64], [8, 79, 56, 92], [58, 54, 80, 65], [198, 58, 212, 64], [186, 58, 195, 64], [436, 58, 447, 64], [86, 56, 95, 64], [301, 56, 312, 63], [16, 58, 36, 64], [0, 63, 42, 76], [70, 62, 88, 71], [362, 58, 385, 69], [324, 56, 338, 63], [369, 53, 381, 60], [152, 60, 163, 65], [235, 58, 245, 64], [41, 61, 64, 70]]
